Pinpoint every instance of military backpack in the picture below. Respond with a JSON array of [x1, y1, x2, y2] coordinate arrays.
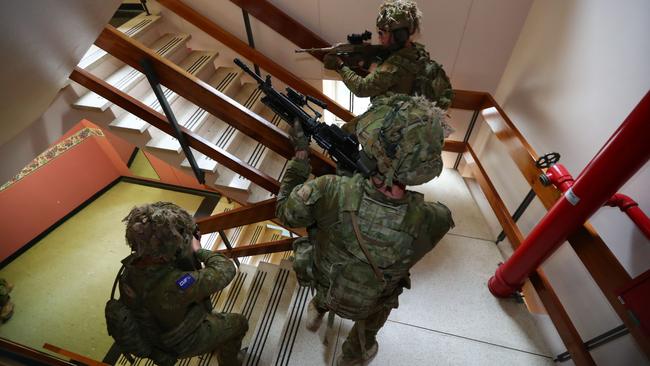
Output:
[[105, 265, 155, 359]]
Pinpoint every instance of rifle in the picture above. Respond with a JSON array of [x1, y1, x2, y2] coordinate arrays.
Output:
[[233, 58, 376, 177], [295, 31, 390, 72]]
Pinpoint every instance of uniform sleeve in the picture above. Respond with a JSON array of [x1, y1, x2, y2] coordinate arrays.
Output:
[[276, 160, 338, 228], [338, 59, 402, 97], [175, 249, 235, 304], [410, 202, 455, 265]]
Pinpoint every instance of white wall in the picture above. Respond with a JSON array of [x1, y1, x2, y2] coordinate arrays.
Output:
[[0, 0, 121, 182], [472, 0, 650, 364]]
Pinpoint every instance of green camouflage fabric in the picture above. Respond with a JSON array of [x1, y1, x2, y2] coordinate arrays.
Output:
[[356, 94, 446, 186], [117, 202, 247, 366], [123, 201, 195, 261], [411, 43, 453, 109], [337, 42, 453, 138], [276, 158, 453, 358], [376, 0, 422, 33], [120, 249, 247, 366], [338, 45, 422, 102]]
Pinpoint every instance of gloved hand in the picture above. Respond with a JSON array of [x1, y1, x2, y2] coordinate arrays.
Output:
[[323, 54, 343, 70], [289, 119, 309, 152]]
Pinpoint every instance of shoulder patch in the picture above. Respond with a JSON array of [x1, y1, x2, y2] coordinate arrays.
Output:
[[176, 273, 196, 290]]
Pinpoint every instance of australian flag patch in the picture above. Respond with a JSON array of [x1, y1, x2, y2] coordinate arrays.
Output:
[[176, 273, 196, 290]]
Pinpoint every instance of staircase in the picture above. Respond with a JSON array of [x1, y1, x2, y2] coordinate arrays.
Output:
[[69, 11, 291, 205], [63, 8, 555, 366]]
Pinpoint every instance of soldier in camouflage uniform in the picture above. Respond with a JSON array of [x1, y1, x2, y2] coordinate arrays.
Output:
[[276, 95, 454, 365], [119, 202, 248, 366], [324, 0, 453, 134], [0, 279, 14, 322]]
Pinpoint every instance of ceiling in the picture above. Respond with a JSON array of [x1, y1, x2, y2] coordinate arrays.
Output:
[[0, 0, 121, 147]]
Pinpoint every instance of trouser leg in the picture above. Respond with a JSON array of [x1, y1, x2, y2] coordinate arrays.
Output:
[[341, 307, 391, 359], [212, 313, 248, 366]]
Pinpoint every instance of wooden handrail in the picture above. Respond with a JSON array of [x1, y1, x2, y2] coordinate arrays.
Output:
[[230, 0, 329, 60], [228, 0, 491, 112], [197, 199, 276, 233], [92, 26, 336, 178], [0, 337, 74, 366], [216, 237, 294, 258], [464, 146, 595, 365], [69, 67, 281, 194], [156, 0, 354, 122], [42, 344, 109, 366], [481, 96, 650, 357]]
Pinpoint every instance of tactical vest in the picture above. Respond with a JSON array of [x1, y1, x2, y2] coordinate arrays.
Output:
[[106, 256, 209, 359], [312, 175, 431, 320], [389, 44, 453, 109]]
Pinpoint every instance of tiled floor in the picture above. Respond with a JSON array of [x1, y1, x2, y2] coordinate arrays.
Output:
[[320, 168, 554, 365], [411, 169, 495, 242]]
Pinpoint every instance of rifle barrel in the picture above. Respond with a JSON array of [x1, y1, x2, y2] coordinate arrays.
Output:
[[295, 47, 333, 53]]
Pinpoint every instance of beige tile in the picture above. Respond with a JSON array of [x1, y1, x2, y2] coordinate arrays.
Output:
[[389, 234, 552, 356], [334, 319, 555, 366], [411, 168, 495, 241]]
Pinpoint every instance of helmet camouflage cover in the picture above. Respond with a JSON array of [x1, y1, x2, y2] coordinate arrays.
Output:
[[123, 201, 195, 261], [357, 94, 450, 186], [376, 0, 422, 34]]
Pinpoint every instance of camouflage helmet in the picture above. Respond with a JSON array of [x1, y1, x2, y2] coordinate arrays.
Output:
[[376, 0, 422, 34], [123, 202, 195, 261], [357, 94, 448, 186]]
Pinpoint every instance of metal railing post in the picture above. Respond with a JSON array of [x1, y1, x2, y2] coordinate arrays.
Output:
[[140, 58, 205, 184]]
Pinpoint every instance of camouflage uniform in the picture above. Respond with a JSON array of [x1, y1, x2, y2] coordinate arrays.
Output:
[[338, 42, 450, 107], [276, 159, 453, 360], [0, 279, 14, 322], [118, 202, 248, 366], [336, 0, 452, 136]]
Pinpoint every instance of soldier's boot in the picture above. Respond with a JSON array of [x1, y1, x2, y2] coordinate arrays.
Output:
[[336, 342, 378, 366], [1, 301, 14, 322], [305, 299, 325, 332]]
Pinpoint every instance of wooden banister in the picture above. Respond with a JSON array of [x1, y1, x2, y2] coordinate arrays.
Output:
[[481, 96, 650, 358], [92, 26, 336, 178], [0, 337, 74, 366], [464, 146, 595, 365], [69, 67, 281, 194], [230, 0, 329, 60], [197, 199, 276, 233], [156, 0, 354, 122], [216, 238, 294, 258], [42, 344, 109, 366]]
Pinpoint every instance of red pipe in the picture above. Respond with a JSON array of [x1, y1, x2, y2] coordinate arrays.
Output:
[[489, 91, 650, 297], [605, 193, 650, 240]]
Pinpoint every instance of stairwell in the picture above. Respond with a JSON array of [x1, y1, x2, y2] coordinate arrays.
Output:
[[15, 4, 554, 366]]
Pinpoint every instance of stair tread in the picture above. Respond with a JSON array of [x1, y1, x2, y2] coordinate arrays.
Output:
[[77, 13, 161, 69], [110, 50, 216, 134], [73, 33, 190, 111]]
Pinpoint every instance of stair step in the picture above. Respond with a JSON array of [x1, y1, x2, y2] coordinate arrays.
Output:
[[177, 81, 264, 186], [109, 50, 216, 140], [73, 33, 190, 111], [243, 260, 297, 365], [272, 286, 341, 366], [77, 13, 161, 70], [228, 111, 288, 193], [147, 67, 242, 168], [248, 150, 289, 203]]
